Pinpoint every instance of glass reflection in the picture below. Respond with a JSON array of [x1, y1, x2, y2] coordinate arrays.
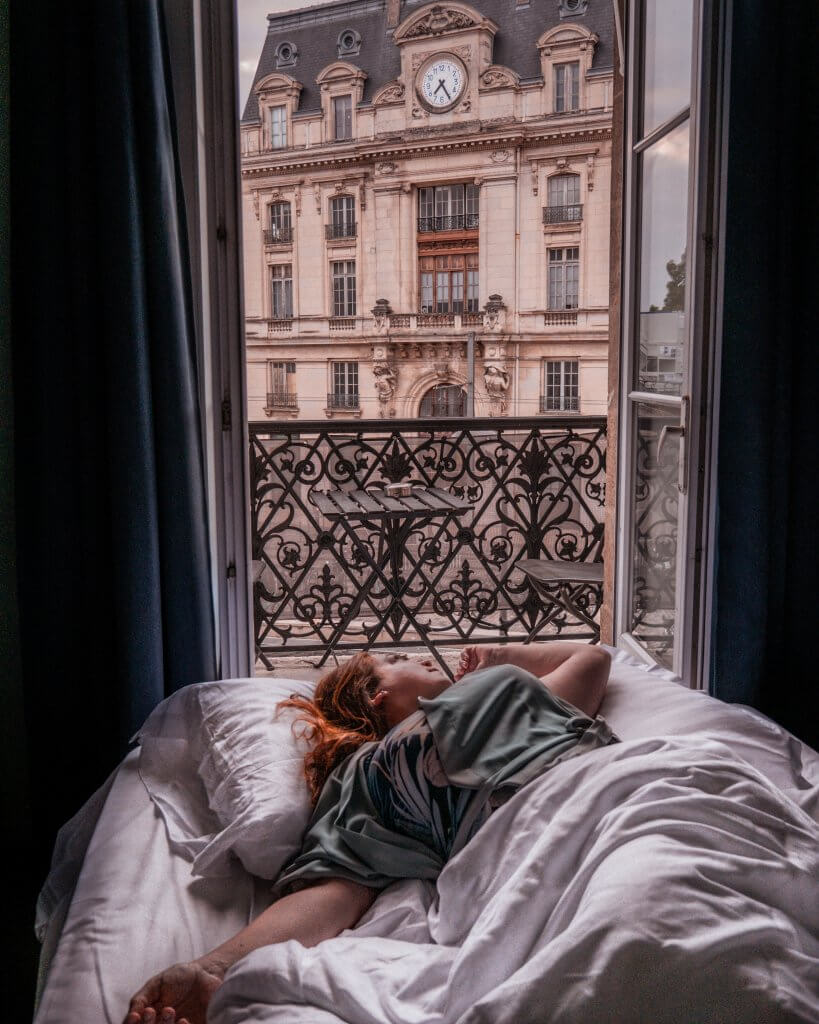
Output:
[[642, 0, 694, 136], [630, 403, 679, 669], [637, 120, 689, 396]]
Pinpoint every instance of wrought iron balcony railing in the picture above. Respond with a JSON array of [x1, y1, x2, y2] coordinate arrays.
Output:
[[325, 222, 357, 240], [264, 391, 298, 409], [540, 395, 580, 413], [326, 393, 361, 409], [264, 226, 293, 244], [250, 416, 606, 668], [417, 214, 480, 233], [543, 204, 583, 225]]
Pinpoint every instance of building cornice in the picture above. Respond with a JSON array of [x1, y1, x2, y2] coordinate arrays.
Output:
[[241, 120, 612, 179]]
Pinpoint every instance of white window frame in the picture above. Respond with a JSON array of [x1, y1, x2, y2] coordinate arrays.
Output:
[[548, 246, 580, 309], [543, 359, 580, 412], [332, 94, 353, 140], [270, 264, 293, 319], [554, 61, 580, 112], [269, 104, 288, 149], [331, 260, 357, 316]]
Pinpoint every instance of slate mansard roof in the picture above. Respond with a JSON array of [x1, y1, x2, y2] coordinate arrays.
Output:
[[241, 0, 614, 123]]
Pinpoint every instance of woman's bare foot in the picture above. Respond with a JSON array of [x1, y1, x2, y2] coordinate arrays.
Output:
[[455, 645, 507, 680]]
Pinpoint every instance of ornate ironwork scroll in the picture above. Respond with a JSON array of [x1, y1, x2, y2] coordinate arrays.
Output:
[[250, 416, 606, 668]]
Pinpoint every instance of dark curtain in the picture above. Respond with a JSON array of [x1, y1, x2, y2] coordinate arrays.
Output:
[[712, 0, 819, 749], [9, 2, 217, 1002]]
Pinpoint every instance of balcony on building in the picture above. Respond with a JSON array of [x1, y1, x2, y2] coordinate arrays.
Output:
[[326, 392, 360, 410], [264, 226, 293, 246], [540, 395, 580, 413], [325, 221, 357, 241], [249, 413, 608, 674], [416, 213, 480, 234], [542, 204, 583, 225], [263, 391, 298, 415]]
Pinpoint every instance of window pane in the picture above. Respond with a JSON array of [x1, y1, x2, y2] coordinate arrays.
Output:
[[637, 119, 689, 395], [555, 65, 565, 112], [421, 271, 434, 312], [629, 400, 681, 668], [548, 265, 563, 309], [642, 0, 695, 135], [570, 62, 579, 110]]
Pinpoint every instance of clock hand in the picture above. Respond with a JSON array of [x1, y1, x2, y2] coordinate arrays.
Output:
[[434, 78, 452, 100]]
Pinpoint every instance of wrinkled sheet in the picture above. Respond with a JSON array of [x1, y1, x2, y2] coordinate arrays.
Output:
[[210, 736, 819, 1024]]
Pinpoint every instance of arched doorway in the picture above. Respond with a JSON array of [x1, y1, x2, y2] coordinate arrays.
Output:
[[419, 383, 466, 418]]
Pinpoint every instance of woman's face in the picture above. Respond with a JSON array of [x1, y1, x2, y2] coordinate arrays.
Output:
[[372, 652, 451, 727]]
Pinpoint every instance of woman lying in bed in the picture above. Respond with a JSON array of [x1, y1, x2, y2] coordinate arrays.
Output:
[[124, 641, 614, 1024]]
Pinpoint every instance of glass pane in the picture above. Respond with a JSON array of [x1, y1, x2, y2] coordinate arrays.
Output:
[[629, 401, 680, 669], [642, 0, 694, 136], [637, 119, 689, 395]]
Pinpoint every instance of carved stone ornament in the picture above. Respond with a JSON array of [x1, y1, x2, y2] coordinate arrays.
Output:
[[376, 161, 398, 175], [489, 149, 512, 164], [374, 80, 406, 106], [482, 293, 507, 333], [530, 161, 539, 195], [404, 5, 476, 38], [373, 360, 397, 409], [294, 187, 302, 217], [371, 298, 392, 335], [480, 65, 519, 90], [483, 360, 510, 410], [587, 151, 596, 191], [313, 183, 322, 213], [252, 190, 260, 220]]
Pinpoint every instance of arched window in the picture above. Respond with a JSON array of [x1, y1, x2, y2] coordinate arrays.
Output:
[[419, 384, 466, 418]]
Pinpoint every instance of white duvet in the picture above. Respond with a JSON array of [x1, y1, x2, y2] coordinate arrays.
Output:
[[210, 735, 819, 1024]]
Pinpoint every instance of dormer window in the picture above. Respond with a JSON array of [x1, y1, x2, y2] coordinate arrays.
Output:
[[332, 96, 353, 140], [253, 73, 302, 153], [316, 62, 367, 145], [554, 62, 580, 112], [337, 28, 361, 58], [275, 41, 298, 69], [537, 24, 598, 116], [270, 105, 287, 149]]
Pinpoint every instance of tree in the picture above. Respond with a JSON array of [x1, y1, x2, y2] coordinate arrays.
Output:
[[661, 250, 686, 312]]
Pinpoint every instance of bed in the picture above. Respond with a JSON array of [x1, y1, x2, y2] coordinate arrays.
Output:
[[34, 647, 819, 1023]]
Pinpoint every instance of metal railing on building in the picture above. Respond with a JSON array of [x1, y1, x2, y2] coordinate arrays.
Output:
[[542, 204, 583, 225], [249, 416, 606, 667], [417, 213, 480, 233], [325, 222, 357, 240], [264, 226, 293, 244], [326, 393, 361, 409]]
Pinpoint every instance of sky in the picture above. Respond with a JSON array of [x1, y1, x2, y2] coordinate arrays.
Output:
[[237, 0, 328, 113]]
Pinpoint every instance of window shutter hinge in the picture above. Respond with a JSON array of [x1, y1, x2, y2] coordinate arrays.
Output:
[[221, 397, 232, 431]]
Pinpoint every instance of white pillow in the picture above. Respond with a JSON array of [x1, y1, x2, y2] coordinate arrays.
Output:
[[136, 677, 317, 879]]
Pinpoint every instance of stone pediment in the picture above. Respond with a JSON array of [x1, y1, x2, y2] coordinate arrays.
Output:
[[537, 23, 599, 56], [394, 2, 498, 44], [315, 61, 367, 86], [254, 72, 303, 102]]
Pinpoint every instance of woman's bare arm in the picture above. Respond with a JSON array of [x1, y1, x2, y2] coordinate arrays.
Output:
[[457, 642, 611, 718], [125, 879, 378, 1024]]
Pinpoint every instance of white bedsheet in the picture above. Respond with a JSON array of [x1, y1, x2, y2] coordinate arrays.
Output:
[[35, 650, 819, 1023], [209, 735, 819, 1024]]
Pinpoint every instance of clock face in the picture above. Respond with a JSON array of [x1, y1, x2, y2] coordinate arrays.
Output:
[[419, 57, 466, 111]]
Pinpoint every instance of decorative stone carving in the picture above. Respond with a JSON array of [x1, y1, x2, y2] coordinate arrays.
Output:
[[587, 151, 596, 191], [480, 65, 519, 90], [313, 183, 321, 213], [252, 190, 260, 220], [482, 293, 507, 333], [376, 161, 398, 175], [373, 360, 397, 411], [374, 80, 406, 106], [371, 298, 392, 335], [489, 149, 512, 164], [530, 161, 539, 195], [483, 362, 510, 410], [403, 6, 476, 38], [294, 187, 302, 217]]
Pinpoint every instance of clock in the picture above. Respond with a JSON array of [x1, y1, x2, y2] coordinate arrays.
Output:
[[417, 55, 467, 112]]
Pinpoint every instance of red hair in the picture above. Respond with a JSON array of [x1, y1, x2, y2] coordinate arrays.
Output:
[[277, 652, 389, 806]]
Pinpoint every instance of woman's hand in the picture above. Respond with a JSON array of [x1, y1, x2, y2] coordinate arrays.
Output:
[[124, 959, 225, 1024], [455, 645, 507, 680]]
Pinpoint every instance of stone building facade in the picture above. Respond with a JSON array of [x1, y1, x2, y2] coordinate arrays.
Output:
[[241, 0, 614, 422]]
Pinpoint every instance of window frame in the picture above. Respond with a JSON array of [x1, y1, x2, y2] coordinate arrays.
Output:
[[543, 358, 580, 412], [270, 263, 293, 319], [330, 259, 357, 317], [332, 94, 353, 141], [419, 253, 479, 313], [269, 104, 288, 149], [547, 246, 580, 310], [554, 61, 581, 113]]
